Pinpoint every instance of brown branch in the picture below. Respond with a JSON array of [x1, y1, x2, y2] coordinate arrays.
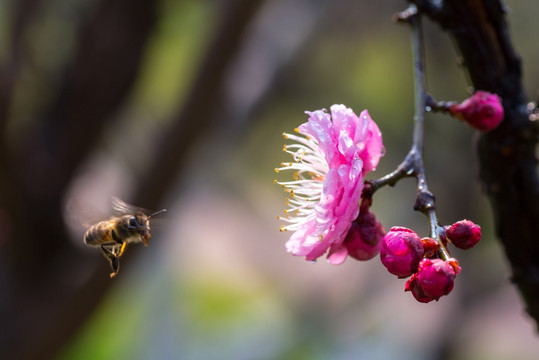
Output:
[[409, 0, 539, 328]]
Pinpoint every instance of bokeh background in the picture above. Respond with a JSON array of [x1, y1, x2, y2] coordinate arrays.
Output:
[[1, 0, 539, 359]]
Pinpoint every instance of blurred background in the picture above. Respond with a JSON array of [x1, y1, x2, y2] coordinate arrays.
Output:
[[1, 0, 538, 359]]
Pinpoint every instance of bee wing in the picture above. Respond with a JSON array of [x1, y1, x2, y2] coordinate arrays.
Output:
[[111, 196, 147, 216], [64, 197, 108, 233]]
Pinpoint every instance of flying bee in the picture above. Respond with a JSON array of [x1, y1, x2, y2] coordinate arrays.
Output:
[[83, 197, 166, 278]]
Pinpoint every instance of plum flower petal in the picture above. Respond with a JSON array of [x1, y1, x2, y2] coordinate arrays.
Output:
[[276, 104, 384, 262], [329, 105, 383, 173]]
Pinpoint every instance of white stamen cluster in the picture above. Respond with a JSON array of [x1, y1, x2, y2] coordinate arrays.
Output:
[[275, 129, 328, 232]]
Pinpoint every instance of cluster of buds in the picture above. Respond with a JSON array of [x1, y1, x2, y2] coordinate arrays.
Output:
[[380, 220, 481, 303]]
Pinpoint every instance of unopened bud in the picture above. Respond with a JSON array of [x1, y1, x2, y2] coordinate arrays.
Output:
[[450, 91, 503, 131], [380, 227, 424, 278], [405, 258, 461, 303], [344, 211, 385, 261], [445, 220, 481, 250], [421, 237, 439, 258]]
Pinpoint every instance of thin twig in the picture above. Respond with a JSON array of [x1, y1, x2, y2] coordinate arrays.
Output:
[[366, 5, 450, 260], [409, 9, 450, 259], [366, 152, 414, 194]]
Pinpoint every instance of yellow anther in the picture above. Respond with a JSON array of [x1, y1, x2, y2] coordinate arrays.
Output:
[[274, 168, 279, 173], [294, 128, 299, 133], [282, 132, 288, 139], [273, 179, 278, 184]]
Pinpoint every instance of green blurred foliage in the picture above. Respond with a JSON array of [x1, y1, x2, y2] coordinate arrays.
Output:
[[132, 0, 214, 118]]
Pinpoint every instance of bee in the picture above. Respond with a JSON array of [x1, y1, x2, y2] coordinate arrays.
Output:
[[83, 197, 166, 278]]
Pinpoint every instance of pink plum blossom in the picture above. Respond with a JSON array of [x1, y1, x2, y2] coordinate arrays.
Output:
[[275, 104, 384, 262]]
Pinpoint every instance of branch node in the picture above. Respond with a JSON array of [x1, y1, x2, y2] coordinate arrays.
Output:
[[393, 5, 418, 24], [414, 190, 436, 212]]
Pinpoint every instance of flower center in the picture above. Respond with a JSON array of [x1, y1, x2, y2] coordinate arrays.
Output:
[[275, 130, 328, 232]]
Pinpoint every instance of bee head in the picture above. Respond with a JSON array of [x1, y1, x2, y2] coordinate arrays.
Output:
[[127, 209, 166, 246], [126, 214, 150, 245], [127, 214, 146, 228]]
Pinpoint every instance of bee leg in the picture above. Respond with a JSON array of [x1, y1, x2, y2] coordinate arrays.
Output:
[[111, 230, 127, 258], [109, 257, 120, 278], [100, 245, 120, 278], [117, 242, 127, 257]]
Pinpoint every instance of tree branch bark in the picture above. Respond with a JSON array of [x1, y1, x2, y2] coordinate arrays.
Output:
[[409, 0, 539, 328]]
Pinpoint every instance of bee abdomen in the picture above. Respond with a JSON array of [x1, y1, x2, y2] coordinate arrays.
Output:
[[84, 222, 113, 246]]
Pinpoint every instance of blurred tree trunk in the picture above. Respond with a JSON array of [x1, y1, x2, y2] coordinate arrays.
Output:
[[0, 0, 160, 358], [409, 0, 539, 328], [0, 0, 265, 358], [134, 1, 265, 209]]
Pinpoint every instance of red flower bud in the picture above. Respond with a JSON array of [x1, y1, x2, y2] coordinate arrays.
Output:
[[380, 227, 424, 278], [450, 91, 503, 131], [420, 237, 439, 258], [405, 258, 461, 303], [445, 220, 481, 250], [344, 210, 385, 261]]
